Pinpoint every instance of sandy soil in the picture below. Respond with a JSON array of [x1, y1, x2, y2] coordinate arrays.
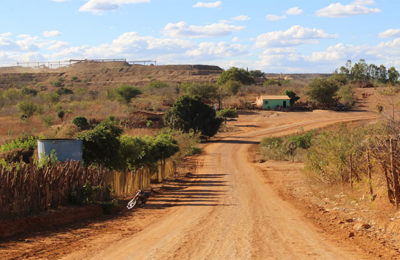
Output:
[[1, 109, 382, 260]]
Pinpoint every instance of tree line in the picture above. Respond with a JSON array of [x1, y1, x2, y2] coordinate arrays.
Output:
[[337, 59, 399, 85]]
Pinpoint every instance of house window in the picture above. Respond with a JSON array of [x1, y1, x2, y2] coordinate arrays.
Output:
[[264, 100, 269, 105]]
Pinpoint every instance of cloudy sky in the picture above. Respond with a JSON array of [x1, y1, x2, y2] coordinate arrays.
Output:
[[0, 0, 399, 72]]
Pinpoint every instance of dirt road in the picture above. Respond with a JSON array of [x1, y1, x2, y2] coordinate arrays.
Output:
[[61, 111, 374, 260], [1, 111, 377, 260]]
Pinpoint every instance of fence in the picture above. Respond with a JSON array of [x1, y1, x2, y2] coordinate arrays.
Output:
[[0, 160, 176, 218]]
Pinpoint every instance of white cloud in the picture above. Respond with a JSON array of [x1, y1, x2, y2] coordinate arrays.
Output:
[[52, 0, 69, 2], [162, 22, 244, 39], [79, 0, 150, 14], [232, 37, 239, 42], [286, 7, 303, 15], [266, 14, 286, 21], [316, 0, 381, 17], [255, 25, 337, 48], [43, 30, 61, 37], [379, 29, 400, 38], [231, 15, 249, 21], [186, 42, 247, 58], [193, 1, 221, 8]]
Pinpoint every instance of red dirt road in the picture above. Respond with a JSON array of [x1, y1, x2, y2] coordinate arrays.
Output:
[[1, 111, 377, 260]]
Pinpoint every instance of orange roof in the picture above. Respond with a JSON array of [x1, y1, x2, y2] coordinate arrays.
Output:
[[258, 95, 290, 100]]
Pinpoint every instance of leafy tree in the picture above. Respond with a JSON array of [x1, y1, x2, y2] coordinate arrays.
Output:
[[164, 95, 223, 137], [72, 116, 89, 130], [183, 83, 218, 101], [337, 85, 354, 108], [217, 67, 255, 85], [305, 78, 339, 107], [150, 134, 179, 164], [77, 118, 123, 169], [249, 70, 265, 79], [43, 92, 60, 104], [379, 65, 388, 83], [17, 100, 38, 120], [114, 85, 142, 104], [223, 80, 241, 95], [56, 87, 73, 95], [283, 90, 300, 106], [329, 73, 348, 86], [388, 66, 400, 85]]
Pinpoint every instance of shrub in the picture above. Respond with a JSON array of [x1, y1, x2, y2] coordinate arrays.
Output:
[[305, 78, 339, 107], [43, 92, 60, 104], [223, 80, 241, 95], [21, 87, 38, 96], [57, 110, 65, 121], [182, 83, 218, 101], [217, 108, 238, 118], [52, 77, 64, 88], [148, 80, 170, 89], [77, 118, 123, 169], [71, 76, 79, 82], [217, 67, 255, 85], [337, 85, 354, 108], [164, 95, 223, 137], [56, 87, 74, 95], [17, 100, 38, 120], [2, 88, 23, 103], [283, 90, 300, 106], [185, 146, 202, 156], [40, 115, 54, 127], [114, 85, 142, 104], [0, 135, 38, 153], [72, 116, 89, 130]]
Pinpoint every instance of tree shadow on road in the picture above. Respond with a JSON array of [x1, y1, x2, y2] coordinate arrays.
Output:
[[144, 172, 235, 209]]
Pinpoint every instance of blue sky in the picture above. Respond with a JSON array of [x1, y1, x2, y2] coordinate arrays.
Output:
[[0, 0, 399, 72]]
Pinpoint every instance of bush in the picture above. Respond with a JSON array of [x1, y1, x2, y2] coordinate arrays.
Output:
[[217, 108, 238, 118], [0, 136, 38, 153], [283, 90, 300, 106], [43, 92, 60, 104], [72, 116, 89, 130], [21, 87, 38, 96], [182, 83, 218, 101], [40, 115, 54, 127], [305, 78, 339, 107], [217, 67, 255, 85], [52, 77, 64, 88], [185, 145, 202, 156], [223, 80, 241, 95], [17, 100, 38, 120], [114, 85, 142, 104], [337, 85, 354, 108], [56, 87, 74, 95], [58, 110, 65, 121], [164, 95, 223, 137], [77, 118, 123, 169], [148, 80, 170, 89]]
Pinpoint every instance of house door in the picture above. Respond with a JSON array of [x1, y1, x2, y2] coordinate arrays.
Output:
[[283, 101, 287, 108]]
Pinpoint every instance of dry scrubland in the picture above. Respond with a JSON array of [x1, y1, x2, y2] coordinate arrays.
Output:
[[2, 61, 400, 258], [0, 61, 316, 144]]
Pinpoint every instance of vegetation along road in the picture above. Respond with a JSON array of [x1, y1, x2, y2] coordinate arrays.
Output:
[[37, 110, 373, 260]]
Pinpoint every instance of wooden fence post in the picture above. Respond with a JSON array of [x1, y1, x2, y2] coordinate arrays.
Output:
[[390, 138, 400, 209]]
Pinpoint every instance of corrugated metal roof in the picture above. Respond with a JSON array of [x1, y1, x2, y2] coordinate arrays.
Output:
[[258, 95, 290, 100]]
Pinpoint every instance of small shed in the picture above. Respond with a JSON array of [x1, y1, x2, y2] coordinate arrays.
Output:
[[37, 139, 83, 162], [256, 95, 291, 110]]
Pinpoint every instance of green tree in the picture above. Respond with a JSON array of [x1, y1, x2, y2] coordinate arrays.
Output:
[[305, 78, 339, 107], [164, 95, 223, 137], [114, 85, 142, 104], [379, 65, 388, 83], [223, 80, 241, 95], [337, 85, 354, 108], [283, 90, 300, 106], [388, 67, 400, 85], [147, 80, 170, 89], [217, 67, 255, 85], [183, 83, 218, 101], [72, 116, 89, 130], [77, 118, 123, 169], [57, 110, 65, 121], [17, 100, 38, 120], [249, 70, 265, 79]]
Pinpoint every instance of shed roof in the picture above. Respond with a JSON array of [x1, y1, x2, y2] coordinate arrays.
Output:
[[259, 95, 290, 100]]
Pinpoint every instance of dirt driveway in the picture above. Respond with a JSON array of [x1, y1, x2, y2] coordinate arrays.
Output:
[[0, 110, 377, 260]]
